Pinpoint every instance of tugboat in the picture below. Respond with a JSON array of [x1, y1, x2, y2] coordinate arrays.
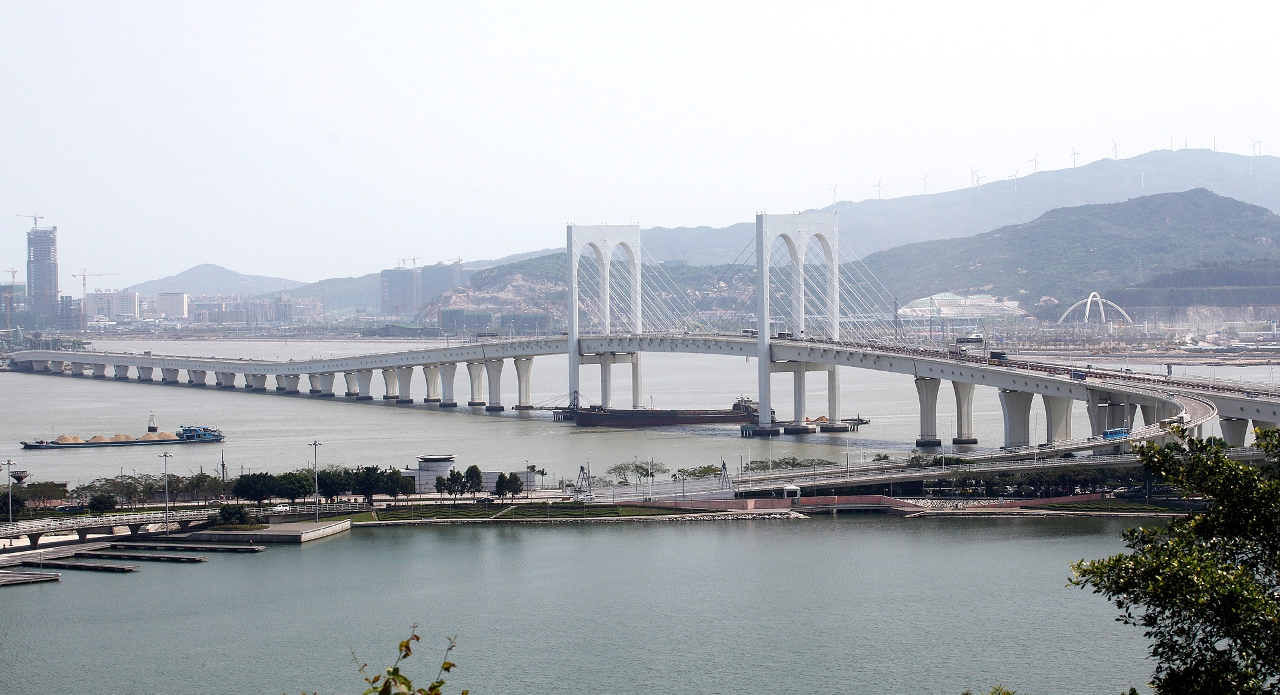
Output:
[[21, 414, 224, 449], [572, 397, 762, 427]]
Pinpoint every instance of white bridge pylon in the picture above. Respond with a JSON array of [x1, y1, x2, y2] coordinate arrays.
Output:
[[567, 224, 642, 409], [756, 212, 840, 431]]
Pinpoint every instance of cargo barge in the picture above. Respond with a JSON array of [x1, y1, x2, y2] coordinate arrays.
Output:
[[570, 398, 761, 427], [21, 416, 224, 449]]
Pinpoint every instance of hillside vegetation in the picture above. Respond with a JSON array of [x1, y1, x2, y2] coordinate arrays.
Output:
[[857, 189, 1280, 315]]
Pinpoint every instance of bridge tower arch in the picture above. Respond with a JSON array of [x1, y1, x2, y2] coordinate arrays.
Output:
[[567, 225, 642, 407], [756, 212, 840, 430]]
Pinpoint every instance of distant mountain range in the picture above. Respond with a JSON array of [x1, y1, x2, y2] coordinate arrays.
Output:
[[433, 189, 1280, 322], [124, 149, 1280, 313], [856, 189, 1280, 316], [125, 264, 306, 297]]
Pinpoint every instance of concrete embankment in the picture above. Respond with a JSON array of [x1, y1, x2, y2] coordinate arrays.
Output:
[[354, 510, 806, 527]]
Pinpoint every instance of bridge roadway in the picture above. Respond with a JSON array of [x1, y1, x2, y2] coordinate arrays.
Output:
[[9, 333, 1280, 450]]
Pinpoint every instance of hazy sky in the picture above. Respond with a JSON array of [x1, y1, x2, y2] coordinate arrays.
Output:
[[2, 2, 1277, 289]]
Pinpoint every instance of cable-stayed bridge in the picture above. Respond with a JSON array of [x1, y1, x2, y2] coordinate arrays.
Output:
[[9, 213, 1280, 486]]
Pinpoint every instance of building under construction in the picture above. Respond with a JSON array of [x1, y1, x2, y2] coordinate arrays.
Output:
[[26, 223, 58, 318]]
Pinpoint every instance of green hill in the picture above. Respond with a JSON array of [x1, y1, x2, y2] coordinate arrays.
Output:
[[856, 189, 1280, 316]]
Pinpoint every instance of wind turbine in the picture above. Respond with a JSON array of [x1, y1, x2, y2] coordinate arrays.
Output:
[[1069, 147, 1080, 167], [1028, 153, 1039, 173], [968, 166, 977, 187], [918, 173, 929, 194], [1008, 168, 1020, 192], [830, 183, 839, 206], [1111, 139, 1122, 160], [1249, 137, 1261, 156], [871, 179, 883, 200], [974, 172, 985, 188]]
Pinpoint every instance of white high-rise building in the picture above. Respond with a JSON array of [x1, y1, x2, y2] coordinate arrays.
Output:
[[156, 293, 189, 319]]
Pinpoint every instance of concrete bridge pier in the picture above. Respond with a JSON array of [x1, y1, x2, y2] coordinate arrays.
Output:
[[281, 375, 300, 393], [25, 532, 43, 548], [69, 362, 86, 376], [381, 369, 399, 400], [242, 373, 255, 390], [1043, 395, 1074, 442], [343, 372, 360, 397], [423, 365, 442, 403], [137, 366, 154, 382], [188, 369, 207, 386], [161, 368, 180, 384], [792, 365, 810, 432], [599, 353, 613, 409], [1220, 417, 1250, 447], [819, 367, 847, 432], [92, 363, 107, 378], [485, 359, 505, 411], [439, 363, 458, 407], [952, 381, 977, 444], [308, 373, 322, 394], [28, 359, 48, 372], [318, 373, 336, 397], [631, 353, 642, 409], [355, 371, 373, 400], [466, 362, 486, 406], [513, 357, 534, 410], [395, 367, 414, 404], [214, 372, 230, 388], [113, 365, 130, 380], [250, 374, 268, 392], [274, 374, 288, 391], [915, 377, 942, 447], [998, 389, 1033, 448]]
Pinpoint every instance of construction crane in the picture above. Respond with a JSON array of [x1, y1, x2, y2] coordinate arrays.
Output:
[[71, 270, 119, 329], [14, 214, 43, 228]]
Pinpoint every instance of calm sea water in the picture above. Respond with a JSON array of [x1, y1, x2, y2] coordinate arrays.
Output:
[[1, 338, 1255, 486], [4, 339, 1260, 694], [1, 516, 1151, 695]]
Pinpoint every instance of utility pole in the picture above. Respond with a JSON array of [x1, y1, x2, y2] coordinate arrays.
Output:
[[159, 451, 173, 535], [5, 460, 14, 523], [309, 440, 322, 521]]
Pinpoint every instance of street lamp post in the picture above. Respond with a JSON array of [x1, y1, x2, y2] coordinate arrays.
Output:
[[6, 459, 14, 523], [158, 451, 173, 535], [309, 440, 322, 522]]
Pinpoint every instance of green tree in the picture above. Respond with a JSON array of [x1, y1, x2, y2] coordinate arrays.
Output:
[[217, 504, 253, 526], [606, 462, 633, 484], [183, 472, 222, 503], [434, 475, 447, 495], [444, 470, 466, 503], [350, 466, 388, 506], [504, 471, 524, 498], [22, 481, 67, 508], [494, 472, 508, 500], [275, 470, 316, 504], [1073, 427, 1280, 694], [385, 469, 413, 505], [317, 466, 352, 502], [87, 493, 115, 514], [232, 472, 277, 506], [464, 465, 484, 499]]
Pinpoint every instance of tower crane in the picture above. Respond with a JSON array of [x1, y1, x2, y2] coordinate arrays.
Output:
[[14, 214, 43, 228], [71, 270, 119, 328]]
